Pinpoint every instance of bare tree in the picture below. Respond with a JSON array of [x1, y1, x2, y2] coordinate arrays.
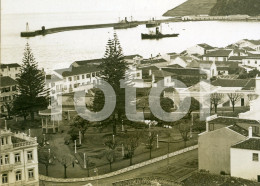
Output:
[[105, 150, 116, 172], [178, 122, 191, 148], [210, 93, 224, 113], [38, 147, 55, 176], [145, 131, 157, 159], [57, 156, 74, 178], [70, 115, 90, 139], [104, 136, 118, 150], [123, 131, 142, 165], [228, 93, 243, 112]]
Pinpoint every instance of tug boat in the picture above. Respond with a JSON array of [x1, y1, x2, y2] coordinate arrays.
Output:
[[141, 27, 179, 40]]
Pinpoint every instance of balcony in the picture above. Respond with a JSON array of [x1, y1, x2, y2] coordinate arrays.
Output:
[[0, 164, 14, 172], [13, 141, 37, 148]]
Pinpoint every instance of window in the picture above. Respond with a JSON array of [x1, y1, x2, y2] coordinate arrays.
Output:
[[28, 169, 34, 179], [74, 76, 77, 81], [15, 153, 21, 163], [64, 85, 67, 90], [27, 151, 33, 161], [12, 86, 16, 91], [253, 153, 259, 161], [68, 77, 72, 81], [253, 126, 260, 134], [2, 174, 8, 183], [1, 138, 4, 145], [255, 61, 258, 64], [82, 75, 85, 79], [136, 73, 140, 77], [96, 72, 100, 76], [92, 73, 96, 77], [77, 76, 80, 80], [0, 155, 2, 165], [5, 155, 9, 164], [86, 74, 90, 78], [16, 171, 22, 181], [248, 61, 250, 64]]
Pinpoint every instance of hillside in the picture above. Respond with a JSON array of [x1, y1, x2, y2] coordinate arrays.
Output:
[[210, 0, 260, 16], [163, 0, 217, 17]]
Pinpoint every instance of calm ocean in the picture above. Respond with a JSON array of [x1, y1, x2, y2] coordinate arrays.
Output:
[[1, 0, 260, 71]]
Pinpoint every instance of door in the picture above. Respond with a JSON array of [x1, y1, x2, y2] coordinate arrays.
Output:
[[258, 175, 260, 182], [241, 98, 244, 106]]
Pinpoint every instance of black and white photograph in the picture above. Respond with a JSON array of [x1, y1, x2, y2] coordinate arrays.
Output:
[[1, 0, 260, 185]]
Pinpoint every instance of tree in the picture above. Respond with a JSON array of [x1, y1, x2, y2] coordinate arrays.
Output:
[[179, 97, 201, 118], [3, 101, 13, 119], [104, 136, 117, 150], [105, 150, 116, 172], [210, 93, 224, 113], [70, 115, 90, 139], [145, 131, 157, 159], [228, 93, 243, 112], [92, 88, 105, 112], [99, 33, 128, 134], [38, 147, 55, 176], [178, 122, 191, 148], [248, 93, 259, 101], [123, 131, 142, 165], [57, 155, 74, 178], [14, 43, 48, 121], [193, 120, 206, 133], [160, 97, 174, 113]]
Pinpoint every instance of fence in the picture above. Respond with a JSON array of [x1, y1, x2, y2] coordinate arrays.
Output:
[[39, 145, 198, 183]]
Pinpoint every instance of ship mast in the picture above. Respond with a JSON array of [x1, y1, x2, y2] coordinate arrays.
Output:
[[26, 22, 29, 32]]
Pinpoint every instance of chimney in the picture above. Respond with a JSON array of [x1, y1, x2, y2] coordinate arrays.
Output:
[[206, 121, 209, 132], [248, 126, 252, 138]]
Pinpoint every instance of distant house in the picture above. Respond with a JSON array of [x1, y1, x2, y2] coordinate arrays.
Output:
[[241, 54, 260, 71], [236, 39, 260, 51], [231, 136, 260, 182], [168, 55, 193, 68], [71, 59, 102, 67], [0, 76, 18, 114], [186, 43, 215, 55], [0, 63, 21, 80], [187, 60, 217, 77], [202, 49, 233, 62], [140, 58, 169, 67]]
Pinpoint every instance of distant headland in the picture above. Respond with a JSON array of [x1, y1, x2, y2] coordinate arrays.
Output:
[[163, 0, 260, 17]]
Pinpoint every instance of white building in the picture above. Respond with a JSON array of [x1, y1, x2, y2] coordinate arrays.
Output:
[[0, 63, 21, 80], [231, 129, 260, 182], [0, 129, 39, 185], [203, 49, 233, 62], [186, 43, 215, 55], [241, 54, 260, 71]]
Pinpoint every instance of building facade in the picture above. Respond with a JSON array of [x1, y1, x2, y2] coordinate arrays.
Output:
[[0, 129, 39, 185], [0, 63, 21, 80]]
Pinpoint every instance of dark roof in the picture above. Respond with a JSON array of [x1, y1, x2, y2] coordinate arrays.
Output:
[[140, 58, 167, 64], [197, 43, 214, 50], [215, 61, 240, 67], [228, 125, 258, 137], [208, 117, 260, 125], [153, 70, 173, 78], [232, 138, 260, 150], [46, 74, 62, 82], [243, 79, 256, 90], [1, 63, 21, 69], [187, 60, 214, 68], [242, 46, 256, 51], [228, 56, 245, 61], [217, 66, 230, 71], [162, 67, 204, 76], [55, 65, 100, 77], [244, 53, 260, 59], [167, 64, 184, 68], [0, 76, 17, 87], [72, 59, 102, 66], [203, 50, 232, 57], [211, 79, 250, 87]]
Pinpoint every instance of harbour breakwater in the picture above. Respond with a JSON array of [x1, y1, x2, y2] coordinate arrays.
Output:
[[20, 18, 181, 37]]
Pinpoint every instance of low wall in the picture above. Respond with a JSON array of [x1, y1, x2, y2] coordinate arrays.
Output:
[[39, 145, 198, 183]]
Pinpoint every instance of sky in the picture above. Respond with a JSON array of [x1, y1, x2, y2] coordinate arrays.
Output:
[[1, 0, 186, 14]]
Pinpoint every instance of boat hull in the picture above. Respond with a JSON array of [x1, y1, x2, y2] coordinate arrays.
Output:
[[114, 23, 138, 29], [146, 23, 160, 28], [141, 33, 179, 39]]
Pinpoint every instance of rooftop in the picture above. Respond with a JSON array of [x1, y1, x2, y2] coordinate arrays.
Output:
[[162, 67, 205, 76], [228, 125, 258, 137], [124, 54, 143, 60], [208, 116, 260, 125], [232, 138, 260, 150], [55, 65, 100, 77], [1, 63, 21, 69], [0, 76, 17, 87], [197, 43, 214, 50], [153, 70, 174, 78], [244, 39, 260, 46], [72, 58, 102, 67], [211, 79, 251, 88], [203, 49, 233, 57]]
